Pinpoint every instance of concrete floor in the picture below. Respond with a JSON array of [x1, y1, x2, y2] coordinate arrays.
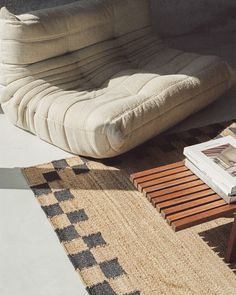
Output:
[[0, 31, 236, 295], [0, 111, 88, 295]]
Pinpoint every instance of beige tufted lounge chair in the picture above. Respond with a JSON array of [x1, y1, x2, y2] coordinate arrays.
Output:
[[0, 0, 235, 158]]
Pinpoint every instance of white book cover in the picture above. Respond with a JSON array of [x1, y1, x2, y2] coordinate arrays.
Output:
[[184, 135, 236, 196]]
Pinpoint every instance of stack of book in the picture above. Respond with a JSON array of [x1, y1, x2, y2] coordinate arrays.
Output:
[[184, 135, 236, 204]]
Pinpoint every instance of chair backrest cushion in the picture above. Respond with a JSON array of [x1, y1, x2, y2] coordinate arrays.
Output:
[[0, 0, 151, 65]]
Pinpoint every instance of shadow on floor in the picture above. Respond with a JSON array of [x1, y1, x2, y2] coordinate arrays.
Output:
[[101, 120, 233, 174], [2, 120, 232, 191], [0, 168, 30, 190], [199, 219, 236, 273], [22, 165, 136, 191], [0, 164, 136, 191]]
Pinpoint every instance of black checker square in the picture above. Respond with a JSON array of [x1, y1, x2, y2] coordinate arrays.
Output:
[[100, 258, 125, 279], [43, 171, 61, 182], [54, 189, 74, 202], [83, 232, 106, 249], [52, 159, 68, 170], [30, 183, 52, 196], [55, 225, 79, 242], [42, 203, 63, 217], [69, 250, 97, 270], [67, 209, 88, 224], [72, 163, 90, 175], [87, 281, 117, 295]]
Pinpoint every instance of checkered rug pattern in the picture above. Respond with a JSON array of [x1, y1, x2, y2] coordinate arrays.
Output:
[[22, 120, 236, 295], [23, 157, 140, 295]]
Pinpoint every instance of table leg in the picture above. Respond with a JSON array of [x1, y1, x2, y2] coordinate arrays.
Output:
[[225, 216, 236, 263]]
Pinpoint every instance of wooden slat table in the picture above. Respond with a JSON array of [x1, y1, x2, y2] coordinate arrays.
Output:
[[131, 161, 236, 261], [130, 161, 236, 232]]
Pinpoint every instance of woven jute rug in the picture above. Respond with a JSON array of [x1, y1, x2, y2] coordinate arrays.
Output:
[[22, 121, 236, 295]]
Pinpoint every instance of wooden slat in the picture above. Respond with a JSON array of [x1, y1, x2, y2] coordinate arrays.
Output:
[[130, 161, 184, 182], [156, 189, 215, 212], [134, 165, 189, 187], [146, 179, 204, 200], [144, 175, 198, 194], [167, 199, 226, 224], [151, 184, 210, 206], [161, 194, 221, 218], [130, 161, 236, 233], [172, 204, 236, 231], [138, 170, 193, 191]]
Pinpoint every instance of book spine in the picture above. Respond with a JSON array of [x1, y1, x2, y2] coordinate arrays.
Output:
[[185, 159, 234, 204]]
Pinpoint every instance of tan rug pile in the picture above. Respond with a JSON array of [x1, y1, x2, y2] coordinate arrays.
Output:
[[22, 121, 236, 295]]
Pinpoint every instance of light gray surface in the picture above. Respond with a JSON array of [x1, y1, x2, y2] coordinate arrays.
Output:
[[0, 115, 88, 295]]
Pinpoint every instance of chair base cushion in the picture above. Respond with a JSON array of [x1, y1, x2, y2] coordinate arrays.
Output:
[[2, 49, 235, 158], [0, 2, 235, 158]]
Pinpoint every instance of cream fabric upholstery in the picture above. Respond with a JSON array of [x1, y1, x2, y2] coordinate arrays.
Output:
[[0, 0, 235, 158]]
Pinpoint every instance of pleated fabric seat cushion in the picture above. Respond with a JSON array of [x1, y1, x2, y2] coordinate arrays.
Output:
[[0, 0, 235, 158]]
